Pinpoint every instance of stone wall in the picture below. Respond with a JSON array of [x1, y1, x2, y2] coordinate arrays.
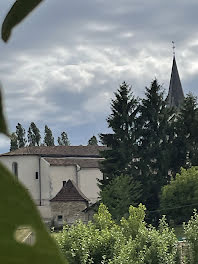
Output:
[[51, 201, 88, 226]]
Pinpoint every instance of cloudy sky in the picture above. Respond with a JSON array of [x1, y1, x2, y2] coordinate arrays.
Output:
[[0, 0, 198, 153]]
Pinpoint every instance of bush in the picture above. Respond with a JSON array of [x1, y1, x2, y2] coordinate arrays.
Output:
[[160, 167, 198, 225], [53, 203, 179, 264], [183, 210, 198, 264]]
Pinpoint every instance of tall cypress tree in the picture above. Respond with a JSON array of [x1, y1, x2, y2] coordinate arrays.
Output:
[[44, 125, 54, 146], [57, 131, 70, 146], [28, 122, 41, 146], [137, 79, 172, 215], [10, 132, 18, 151], [88, 135, 98, 146], [99, 82, 140, 188], [16, 123, 26, 148]]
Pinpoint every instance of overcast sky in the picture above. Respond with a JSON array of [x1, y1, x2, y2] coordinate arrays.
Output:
[[0, 0, 198, 153]]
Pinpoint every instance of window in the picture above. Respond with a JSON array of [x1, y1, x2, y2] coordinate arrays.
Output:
[[35, 172, 39, 179], [58, 215, 63, 221], [12, 162, 18, 179], [63, 181, 66, 186]]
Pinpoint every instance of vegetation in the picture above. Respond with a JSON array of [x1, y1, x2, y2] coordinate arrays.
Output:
[[88, 135, 98, 146], [10, 122, 71, 149], [184, 210, 198, 264], [136, 79, 173, 220], [44, 125, 55, 146], [99, 82, 139, 187], [54, 203, 179, 264], [99, 80, 198, 223], [101, 174, 142, 221], [58, 131, 70, 146], [28, 122, 41, 146], [160, 167, 198, 225], [16, 123, 27, 148]]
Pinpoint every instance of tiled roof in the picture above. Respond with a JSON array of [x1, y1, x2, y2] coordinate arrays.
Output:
[[50, 180, 89, 202], [0, 145, 106, 157], [44, 158, 102, 168]]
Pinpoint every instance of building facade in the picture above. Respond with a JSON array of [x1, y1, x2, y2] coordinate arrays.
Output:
[[0, 145, 105, 224]]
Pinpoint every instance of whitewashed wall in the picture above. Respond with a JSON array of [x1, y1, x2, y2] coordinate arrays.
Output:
[[49, 165, 77, 199], [40, 158, 50, 205], [78, 168, 103, 203], [0, 155, 40, 204]]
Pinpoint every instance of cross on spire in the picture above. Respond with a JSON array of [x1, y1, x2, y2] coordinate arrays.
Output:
[[172, 41, 175, 57]]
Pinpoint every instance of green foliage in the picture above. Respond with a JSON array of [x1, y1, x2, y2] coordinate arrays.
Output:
[[58, 131, 70, 146], [183, 210, 198, 264], [28, 122, 41, 146], [54, 203, 179, 264], [173, 93, 198, 171], [101, 175, 142, 221], [16, 122, 27, 148], [137, 79, 173, 217], [1, 0, 44, 42], [160, 167, 198, 225], [10, 132, 18, 151], [99, 81, 140, 187], [44, 125, 55, 146], [88, 135, 98, 146]]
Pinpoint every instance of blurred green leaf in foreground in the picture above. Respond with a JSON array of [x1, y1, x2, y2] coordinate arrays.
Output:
[[1, 0, 44, 42]]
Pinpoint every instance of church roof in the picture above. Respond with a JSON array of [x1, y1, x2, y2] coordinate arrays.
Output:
[[0, 145, 106, 158], [44, 158, 102, 168], [166, 56, 184, 107], [50, 179, 89, 203]]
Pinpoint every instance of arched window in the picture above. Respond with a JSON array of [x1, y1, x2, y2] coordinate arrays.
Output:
[[12, 162, 18, 179]]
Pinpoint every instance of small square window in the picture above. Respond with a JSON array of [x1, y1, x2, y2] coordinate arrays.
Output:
[[58, 215, 63, 221], [35, 172, 39, 179]]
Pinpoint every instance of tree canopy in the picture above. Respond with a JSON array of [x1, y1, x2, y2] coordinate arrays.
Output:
[[160, 167, 198, 225], [44, 125, 55, 146], [88, 135, 98, 145], [57, 131, 70, 146]]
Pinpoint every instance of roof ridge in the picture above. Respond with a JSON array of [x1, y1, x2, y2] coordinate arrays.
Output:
[[50, 179, 89, 202]]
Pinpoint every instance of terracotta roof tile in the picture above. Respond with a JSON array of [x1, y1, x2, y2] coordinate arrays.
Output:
[[50, 180, 89, 202], [0, 145, 106, 157]]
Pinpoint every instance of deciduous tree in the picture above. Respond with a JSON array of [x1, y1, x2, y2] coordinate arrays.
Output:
[[160, 167, 198, 225]]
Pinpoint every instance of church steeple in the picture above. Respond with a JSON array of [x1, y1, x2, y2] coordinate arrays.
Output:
[[166, 45, 184, 108]]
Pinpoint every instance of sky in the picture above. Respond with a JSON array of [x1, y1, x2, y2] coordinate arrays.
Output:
[[0, 0, 198, 154]]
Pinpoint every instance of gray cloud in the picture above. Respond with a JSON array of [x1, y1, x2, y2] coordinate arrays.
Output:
[[1, 0, 198, 152]]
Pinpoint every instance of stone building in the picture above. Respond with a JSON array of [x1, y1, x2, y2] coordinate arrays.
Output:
[[0, 145, 105, 224], [0, 55, 185, 226], [50, 179, 89, 226]]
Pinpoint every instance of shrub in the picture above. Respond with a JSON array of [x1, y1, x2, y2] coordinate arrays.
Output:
[[54, 203, 179, 264], [160, 167, 198, 225]]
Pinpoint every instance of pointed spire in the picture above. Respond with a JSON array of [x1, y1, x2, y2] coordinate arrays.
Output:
[[166, 54, 184, 108]]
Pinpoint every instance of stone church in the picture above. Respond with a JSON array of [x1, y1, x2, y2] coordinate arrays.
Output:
[[0, 55, 184, 226], [0, 145, 105, 226]]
